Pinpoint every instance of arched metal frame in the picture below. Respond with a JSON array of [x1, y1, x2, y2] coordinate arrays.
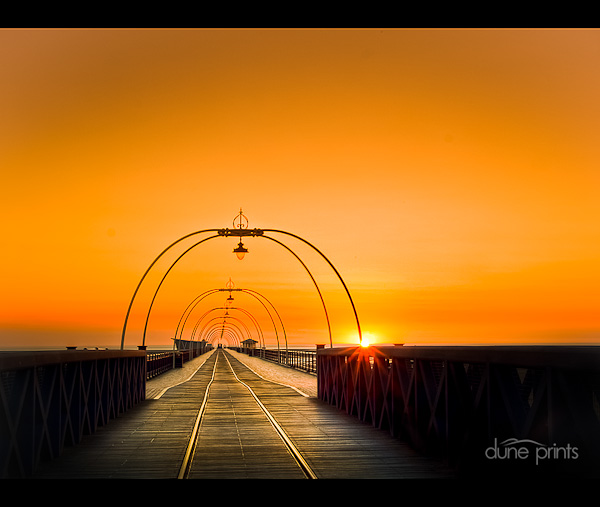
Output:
[[172, 287, 282, 361], [121, 223, 361, 350], [263, 229, 361, 346], [258, 236, 330, 348], [190, 309, 254, 345], [223, 289, 284, 352], [142, 235, 221, 344], [175, 289, 220, 344], [205, 326, 240, 347], [194, 315, 252, 345], [192, 307, 264, 349], [241, 289, 287, 348], [202, 321, 246, 347], [179, 293, 273, 350], [121, 231, 220, 350], [222, 307, 264, 348]]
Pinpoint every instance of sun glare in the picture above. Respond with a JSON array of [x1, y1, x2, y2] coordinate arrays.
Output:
[[360, 332, 376, 347]]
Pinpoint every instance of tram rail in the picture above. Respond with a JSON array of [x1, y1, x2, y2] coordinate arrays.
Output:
[[178, 348, 317, 479]]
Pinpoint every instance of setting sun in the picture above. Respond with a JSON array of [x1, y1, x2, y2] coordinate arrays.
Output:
[[360, 331, 380, 348]]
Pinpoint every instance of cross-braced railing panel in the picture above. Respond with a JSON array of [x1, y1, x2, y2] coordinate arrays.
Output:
[[0, 350, 146, 478], [317, 346, 600, 476]]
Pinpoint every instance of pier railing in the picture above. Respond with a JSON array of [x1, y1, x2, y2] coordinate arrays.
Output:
[[0, 349, 146, 478], [146, 351, 175, 379], [146, 343, 212, 379], [317, 345, 600, 477], [235, 347, 317, 375]]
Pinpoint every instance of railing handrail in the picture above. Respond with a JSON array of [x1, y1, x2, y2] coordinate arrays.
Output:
[[0, 349, 146, 372], [317, 345, 600, 371]]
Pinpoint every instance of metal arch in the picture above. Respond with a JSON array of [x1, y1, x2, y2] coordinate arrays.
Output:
[[190, 309, 254, 344], [174, 289, 221, 345], [203, 322, 245, 347], [207, 332, 237, 348], [260, 235, 333, 348], [203, 322, 247, 347], [141, 235, 222, 348], [194, 316, 252, 343], [223, 307, 265, 349], [263, 229, 362, 345], [176, 292, 223, 342], [121, 220, 361, 349], [219, 288, 286, 354], [193, 312, 257, 347], [205, 324, 240, 343], [205, 324, 242, 346], [121, 229, 222, 349], [179, 294, 268, 349], [243, 290, 287, 346], [176, 287, 284, 358], [183, 303, 265, 349], [205, 327, 240, 347], [206, 325, 242, 347]]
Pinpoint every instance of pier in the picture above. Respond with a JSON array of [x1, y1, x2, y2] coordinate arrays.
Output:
[[2, 344, 599, 478]]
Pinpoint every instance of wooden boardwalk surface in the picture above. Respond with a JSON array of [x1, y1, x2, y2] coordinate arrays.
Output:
[[33, 349, 454, 479]]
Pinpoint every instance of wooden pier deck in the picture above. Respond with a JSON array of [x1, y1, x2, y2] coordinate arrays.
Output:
[[32, 349, 454, 479]]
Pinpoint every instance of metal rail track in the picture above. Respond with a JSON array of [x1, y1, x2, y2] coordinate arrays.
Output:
[[178, 349, 317, 479]]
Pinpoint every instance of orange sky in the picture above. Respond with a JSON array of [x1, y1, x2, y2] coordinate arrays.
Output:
[[1, 28, 599, 349]]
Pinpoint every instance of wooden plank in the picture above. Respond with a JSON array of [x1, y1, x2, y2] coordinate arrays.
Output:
[[185, 351, 307, 479]]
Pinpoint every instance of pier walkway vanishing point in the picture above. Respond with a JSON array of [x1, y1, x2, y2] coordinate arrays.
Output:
[[32, 348, 454, 479]]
